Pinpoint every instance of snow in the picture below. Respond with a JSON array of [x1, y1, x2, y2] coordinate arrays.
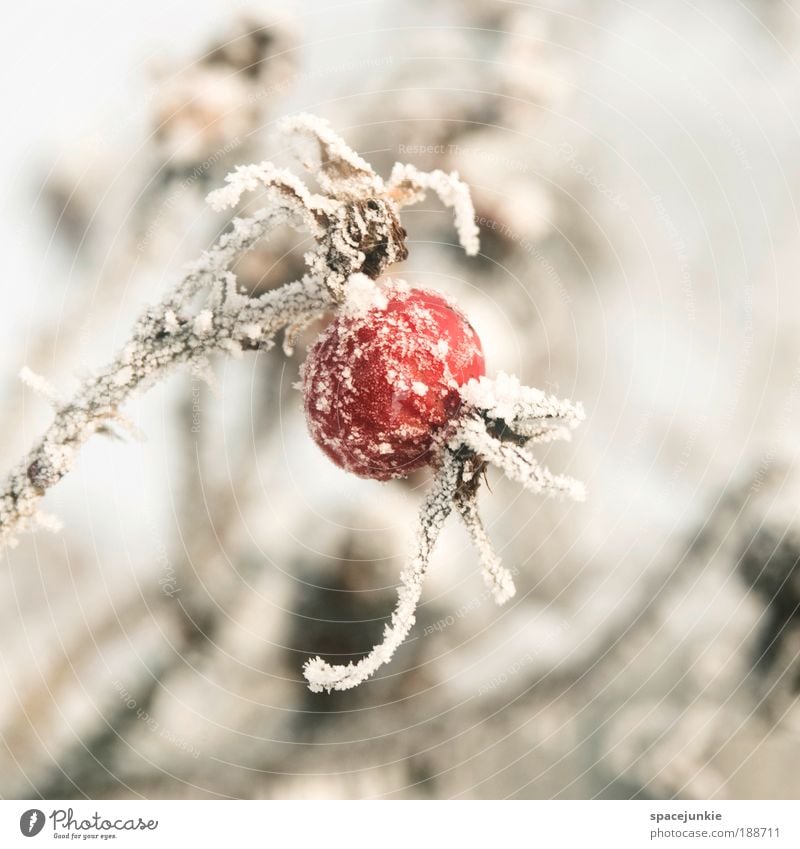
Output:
[[341, 273, 389, 317], [455, 416, 586, 502]]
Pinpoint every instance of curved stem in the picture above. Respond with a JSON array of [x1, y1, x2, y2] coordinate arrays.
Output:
[[303, 452, 461, 692]]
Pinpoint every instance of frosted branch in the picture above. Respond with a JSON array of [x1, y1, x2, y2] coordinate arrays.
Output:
[[303, 451, 461, 692], [0, 112, 586, 695], [19, 366, 63, 407], [170, 206, 301, 307], [0, 270, 330, 552]]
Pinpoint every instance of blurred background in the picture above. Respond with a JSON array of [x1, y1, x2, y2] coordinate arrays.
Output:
[[2, 0, 800, 799]]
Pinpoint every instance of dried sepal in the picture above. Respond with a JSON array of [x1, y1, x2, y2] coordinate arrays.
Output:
[[460, 372, 585, 441], [309, 197, 408, 300], [455, 489, 516, 605], [387, 162, 480, 255], [278, 113, 384, 197], [205, 115, 480, 304], [456, 416, 586, 501]]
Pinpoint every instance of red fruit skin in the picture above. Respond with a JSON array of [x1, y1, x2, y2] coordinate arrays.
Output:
[[302, 283, 485, 480]]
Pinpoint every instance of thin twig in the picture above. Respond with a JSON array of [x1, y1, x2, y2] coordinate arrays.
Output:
[[303, 451, 461, 692]]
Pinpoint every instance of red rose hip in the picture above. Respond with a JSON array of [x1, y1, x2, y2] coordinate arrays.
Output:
[[302, 280, 485, 480]]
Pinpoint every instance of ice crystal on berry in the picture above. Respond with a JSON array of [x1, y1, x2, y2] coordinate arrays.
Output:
[[302, 279, 485, 480]]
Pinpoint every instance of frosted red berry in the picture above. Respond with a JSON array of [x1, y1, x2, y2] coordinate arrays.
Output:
[[302, 282, 485, 480]]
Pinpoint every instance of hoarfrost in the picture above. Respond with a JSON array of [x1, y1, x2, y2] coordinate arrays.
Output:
[[0, 113, 584, 693]]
